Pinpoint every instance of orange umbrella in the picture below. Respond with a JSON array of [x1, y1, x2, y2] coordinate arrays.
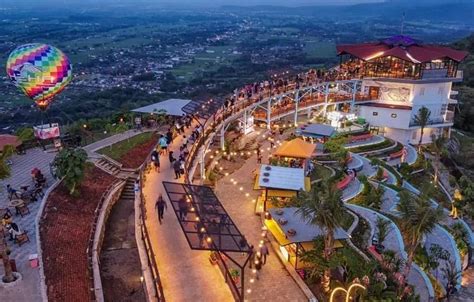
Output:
[[0, 134, 21, 152]]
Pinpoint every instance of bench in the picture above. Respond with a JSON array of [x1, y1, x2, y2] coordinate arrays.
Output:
[[336, 174, 353, 190], [389, 148, 404, 159], [349, 133, 373, 143]]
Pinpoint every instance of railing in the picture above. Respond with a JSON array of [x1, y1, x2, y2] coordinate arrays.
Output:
[[86, 178, 125, 301], [138, 155, 166, 301]]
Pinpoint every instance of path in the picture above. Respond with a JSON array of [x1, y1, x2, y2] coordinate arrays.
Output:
[[0, 147, 56, 301], [346, 204, 433, 301], [214, 148, 307, 301], [141, 128, 234, 302]]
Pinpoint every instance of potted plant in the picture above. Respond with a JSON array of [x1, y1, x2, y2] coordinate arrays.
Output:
[[230, 268, 240, 284]]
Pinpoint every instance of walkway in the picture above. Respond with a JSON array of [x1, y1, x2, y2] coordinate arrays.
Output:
[[0, 147, 56, 301], [346, 204, 433, 301], [141, 128, 234, 302], [214, 140, 307, 301], [99, 178, 145, 301], [387, 144, 417, 166]]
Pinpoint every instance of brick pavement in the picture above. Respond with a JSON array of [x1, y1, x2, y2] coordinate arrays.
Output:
[[0, 148, 56, 301]]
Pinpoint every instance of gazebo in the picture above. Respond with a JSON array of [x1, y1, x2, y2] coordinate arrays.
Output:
[[273, 138, 316, 172], [265, 207, 349, 269], [254, 165, 310, 211]]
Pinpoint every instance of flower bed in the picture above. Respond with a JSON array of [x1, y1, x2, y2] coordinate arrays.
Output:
[[40, 165, 116, 302], [98, 132, 158, 169]]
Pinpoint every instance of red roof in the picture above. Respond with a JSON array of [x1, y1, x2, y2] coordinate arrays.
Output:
[[337, 35, 468, 63]]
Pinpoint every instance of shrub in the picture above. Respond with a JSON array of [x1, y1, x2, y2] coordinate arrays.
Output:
[[53, 148, 88, 196]]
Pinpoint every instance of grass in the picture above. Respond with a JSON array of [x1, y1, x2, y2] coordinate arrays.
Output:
[[97, 132, 155, 161], [347, 138, 394, 153], [309, 164, 333, 182]]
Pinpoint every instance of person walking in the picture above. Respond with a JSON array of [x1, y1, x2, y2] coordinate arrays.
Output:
[[134, 179, 140, 196], [169, 151, 175, 164], [155, 194, 167, 224], [166, 129, 173, 144], [178, 197, 188, 221], [159, 134, 168, 155], [255, 253, 263, 280], [173, 159, 181, 179], [259, 243, 269, 265], [249, 245, 256, 269], [151, 149, 160, 173]]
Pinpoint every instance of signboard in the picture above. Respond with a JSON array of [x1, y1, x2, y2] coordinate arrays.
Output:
[[34, 123, 60, 140]]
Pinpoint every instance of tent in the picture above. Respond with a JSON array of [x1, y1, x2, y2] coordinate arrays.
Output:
[[274, 138, 316, 159], [132, 99, 192, 116]]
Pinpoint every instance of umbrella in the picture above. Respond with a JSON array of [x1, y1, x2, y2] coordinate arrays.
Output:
[[0, 134, 21, 152]]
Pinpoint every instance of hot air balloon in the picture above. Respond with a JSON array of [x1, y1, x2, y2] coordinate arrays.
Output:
[[6, 43, 72, 110]]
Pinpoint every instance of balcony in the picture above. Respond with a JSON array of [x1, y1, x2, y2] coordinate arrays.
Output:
[[409, 110, 455, 127]]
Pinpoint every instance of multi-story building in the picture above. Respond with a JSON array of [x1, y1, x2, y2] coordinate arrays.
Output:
[[337, 35, 468, 144]]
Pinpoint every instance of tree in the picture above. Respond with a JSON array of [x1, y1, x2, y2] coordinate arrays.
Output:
[[368, 184, 385, 210], [295, 179, 345, 292], [413, 106, 431, 152], [430, 133, 448, 184], [376, 217, 391, 245], [396, 189, 443, 279], [0, 145, 14, 180], [0, 145, 15, 283], [324, 135, 349, 170], [441, 260, 462, 301], [15, 127, 35, 142], [53, 148, 88, 196]]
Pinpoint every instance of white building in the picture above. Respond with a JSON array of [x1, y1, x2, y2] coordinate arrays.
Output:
[[337, 35, 467, 144]]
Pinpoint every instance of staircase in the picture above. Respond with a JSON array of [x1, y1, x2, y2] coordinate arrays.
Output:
[[120, 178, 137, 202], [94, 157, 122, 176]]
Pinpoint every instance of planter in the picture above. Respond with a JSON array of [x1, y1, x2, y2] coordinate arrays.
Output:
[[0, 272, 22, 287]]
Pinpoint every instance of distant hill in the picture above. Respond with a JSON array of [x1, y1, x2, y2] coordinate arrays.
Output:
[[451, 34, 474, 132], [222, 2, 474, 24]]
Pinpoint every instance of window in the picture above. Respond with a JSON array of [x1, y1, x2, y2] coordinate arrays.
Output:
[[419, 87, 425, 96], [391, 113, 397, 118], [372, 112, 378, 116]]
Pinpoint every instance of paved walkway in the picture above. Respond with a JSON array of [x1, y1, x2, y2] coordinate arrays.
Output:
[[0, 148, 56, 301], [214, 142, 307, 301], [345, 135, 385, 149], [141, 128, 234, 302], [346, 204, 432, 301], [387, 144, 417, 166]]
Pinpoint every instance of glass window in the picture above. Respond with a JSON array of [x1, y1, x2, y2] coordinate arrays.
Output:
[[391, 113, 397, 118], [373, 112, 378, 116]]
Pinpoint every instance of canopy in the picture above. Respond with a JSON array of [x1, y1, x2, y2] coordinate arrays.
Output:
[[258, 165, 306, 191], [0, 134, 21, 152], [296, 124, 336, 139], [132, 99, 192, 116], [274, 138, 316, 159], [267, 207, 349, 245]]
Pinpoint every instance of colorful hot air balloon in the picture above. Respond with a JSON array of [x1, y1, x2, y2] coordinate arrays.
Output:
[[6, 43, 72, 110]]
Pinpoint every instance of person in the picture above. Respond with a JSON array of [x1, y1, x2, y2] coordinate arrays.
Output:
[[178, 198, 188, 221], [169, 151, 175, 164], [166, 129, 173, 144], [155, 194, 167, 224], [259, 243, 269, 265], [196, 221, 205, 247], [179, 159, 185, 176], [2, 210, 12, 226], [159, 135, 168, 155], [134, 180, 140, 195], [151, 149, 160, 173], [254, 252, 263, 280], [7, 222, 22, 241], [6, 185, 19, 200], [173, 159, 181, 179], [249, 245, 256, 269]]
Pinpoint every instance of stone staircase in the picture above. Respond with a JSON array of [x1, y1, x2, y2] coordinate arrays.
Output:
[[93, 157, 122, 176], [120, 178, 137, 202]]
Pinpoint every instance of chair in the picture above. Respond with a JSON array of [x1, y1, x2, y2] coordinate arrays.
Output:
[[17, 204, 30, 217], [15, 232, 30, 246]]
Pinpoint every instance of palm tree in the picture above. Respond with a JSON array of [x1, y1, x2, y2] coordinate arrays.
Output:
[[296, 179, 345, 292], [441, 260, 462, 301], [413, 106, 431, 152], [430, 133, 447, 184], [396, 189, 443, 278]]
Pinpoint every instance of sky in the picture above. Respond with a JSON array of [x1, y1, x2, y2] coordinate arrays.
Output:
[[7, 0, 385, 7]]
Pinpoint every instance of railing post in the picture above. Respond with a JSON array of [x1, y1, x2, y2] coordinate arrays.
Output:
[[200, 149, 205, 182], [351, 80, 357, 113], [220, 126, 225, 151], [294, 90, 299, 126], [323, 82, 329, 116], [266, 98, 271, 129]]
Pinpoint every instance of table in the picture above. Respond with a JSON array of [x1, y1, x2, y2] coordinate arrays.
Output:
[[9, 199, 24, 208]]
